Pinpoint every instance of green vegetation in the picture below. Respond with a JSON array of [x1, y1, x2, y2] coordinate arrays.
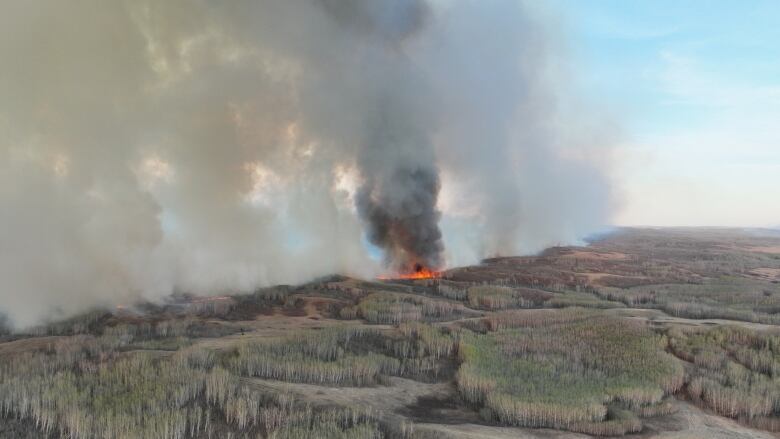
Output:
[[598, 278, 780, 324], [106, 318, 240, 340], [230, 328, 400, 386], [466, 286, 551, 310], [547, 292, 625, 309], [341, 292, 473, 324], [0, 320, 462, 438], [0, 333, 384, 438], [434, 280, 468, 301], [669, 325, 780, 430], [481, 308, 598, 331], [4, 229, 780, 437], [231, 326, 457, 385], [451, 228, 780, 327], [457, 310, 684, 435]]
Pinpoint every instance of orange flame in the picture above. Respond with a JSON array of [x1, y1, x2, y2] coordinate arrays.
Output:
[[378, 266, 441, 280]]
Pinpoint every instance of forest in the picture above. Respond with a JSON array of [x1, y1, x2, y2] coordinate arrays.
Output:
[[1, 228, 780, 438]]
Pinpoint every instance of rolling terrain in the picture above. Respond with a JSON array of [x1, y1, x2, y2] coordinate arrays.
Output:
[[2, 228, 780, 438]]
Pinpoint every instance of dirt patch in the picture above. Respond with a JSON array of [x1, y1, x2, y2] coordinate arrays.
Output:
[[279, 306, 307, 317], [0, 336, 63, 356], [581, 273, 614, 284], [414, 400, 777, 439], [413, 423, 590, 438], [244, 376, 454, 421], [744, 246, 780, 254], [607, 308, 780, 333], [562, 250, 629, 261], [402, 393, 480, 424], [581, 272, 648, 287], [226, 301, 276, 319], [640, 400, 777, 439], [298, 296, 347, 319], [750, 268, 780, 280]]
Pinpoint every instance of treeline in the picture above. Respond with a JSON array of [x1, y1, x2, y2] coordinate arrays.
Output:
[[0, 332, 389, 438], [340, 292, 475, 325], [668, 325, 780, 430], [595, 278, 780, 325], [466, 286, 551, 310], [7, 286, 292, 340], [24, 310, 110, 337], [343, 281, 623, 328], [230, 325, 458, 385], [106, 318, 239, 341], [0, 322, 468, 437], [481, 308, 597, 331], [546, 292, 624, 309]]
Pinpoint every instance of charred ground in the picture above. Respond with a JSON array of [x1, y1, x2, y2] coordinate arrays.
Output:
[[1, 227, 780, 438]]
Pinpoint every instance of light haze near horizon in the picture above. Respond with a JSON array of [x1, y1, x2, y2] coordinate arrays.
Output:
[[552, 0, 780, 228]]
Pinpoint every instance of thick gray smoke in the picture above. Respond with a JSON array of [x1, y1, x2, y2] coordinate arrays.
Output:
[[0, 0, 616, 328], [320, 0, 444, 272]]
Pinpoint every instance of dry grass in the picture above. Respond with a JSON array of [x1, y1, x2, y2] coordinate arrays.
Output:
[[3, 227, 780, 438]]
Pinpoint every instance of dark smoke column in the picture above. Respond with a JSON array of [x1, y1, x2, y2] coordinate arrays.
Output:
[[357, 150, 444, 273], [354, 82, 444, 273], [318, 0, 445, 272]]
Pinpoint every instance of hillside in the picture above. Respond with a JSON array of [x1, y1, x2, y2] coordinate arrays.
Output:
[[2, 228, 780, 438]]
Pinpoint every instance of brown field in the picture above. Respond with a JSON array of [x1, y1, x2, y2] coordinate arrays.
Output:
[[2, 227, 780, 438], [750, 268, 780, 280], [745, 246, 780, 254]]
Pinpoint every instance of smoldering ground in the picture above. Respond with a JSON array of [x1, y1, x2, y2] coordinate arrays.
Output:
[[0, 0, 616, 328]]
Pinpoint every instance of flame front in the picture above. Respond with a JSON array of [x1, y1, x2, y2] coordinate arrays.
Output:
[[378, 265, 442, 280]]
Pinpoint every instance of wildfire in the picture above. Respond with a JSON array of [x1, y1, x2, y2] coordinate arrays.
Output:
[[378, 264, 442, 280], [190, 296, 233, 304]]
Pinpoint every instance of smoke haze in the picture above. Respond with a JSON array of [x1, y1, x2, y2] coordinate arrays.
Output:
[[0, 0, 615, 328]]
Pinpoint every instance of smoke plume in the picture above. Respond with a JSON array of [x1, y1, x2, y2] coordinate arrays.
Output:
[[0, 0, 616, 328]]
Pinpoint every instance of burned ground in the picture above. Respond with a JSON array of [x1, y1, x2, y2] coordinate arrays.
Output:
[[2, 228, 780, 438]]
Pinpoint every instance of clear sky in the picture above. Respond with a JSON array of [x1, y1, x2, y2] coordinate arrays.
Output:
[[549, 0, 780, 228]]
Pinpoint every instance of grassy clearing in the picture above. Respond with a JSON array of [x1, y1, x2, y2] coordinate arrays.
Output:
[[457, 310, 684, 435]]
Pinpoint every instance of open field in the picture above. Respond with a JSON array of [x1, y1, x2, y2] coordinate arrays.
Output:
[[2, 228, 780, 438]]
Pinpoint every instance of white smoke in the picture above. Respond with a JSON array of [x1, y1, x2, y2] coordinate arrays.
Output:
[[0, 0, 616, 328]]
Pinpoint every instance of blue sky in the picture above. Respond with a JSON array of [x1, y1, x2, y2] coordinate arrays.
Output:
[[548, 0, 780, 227]]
